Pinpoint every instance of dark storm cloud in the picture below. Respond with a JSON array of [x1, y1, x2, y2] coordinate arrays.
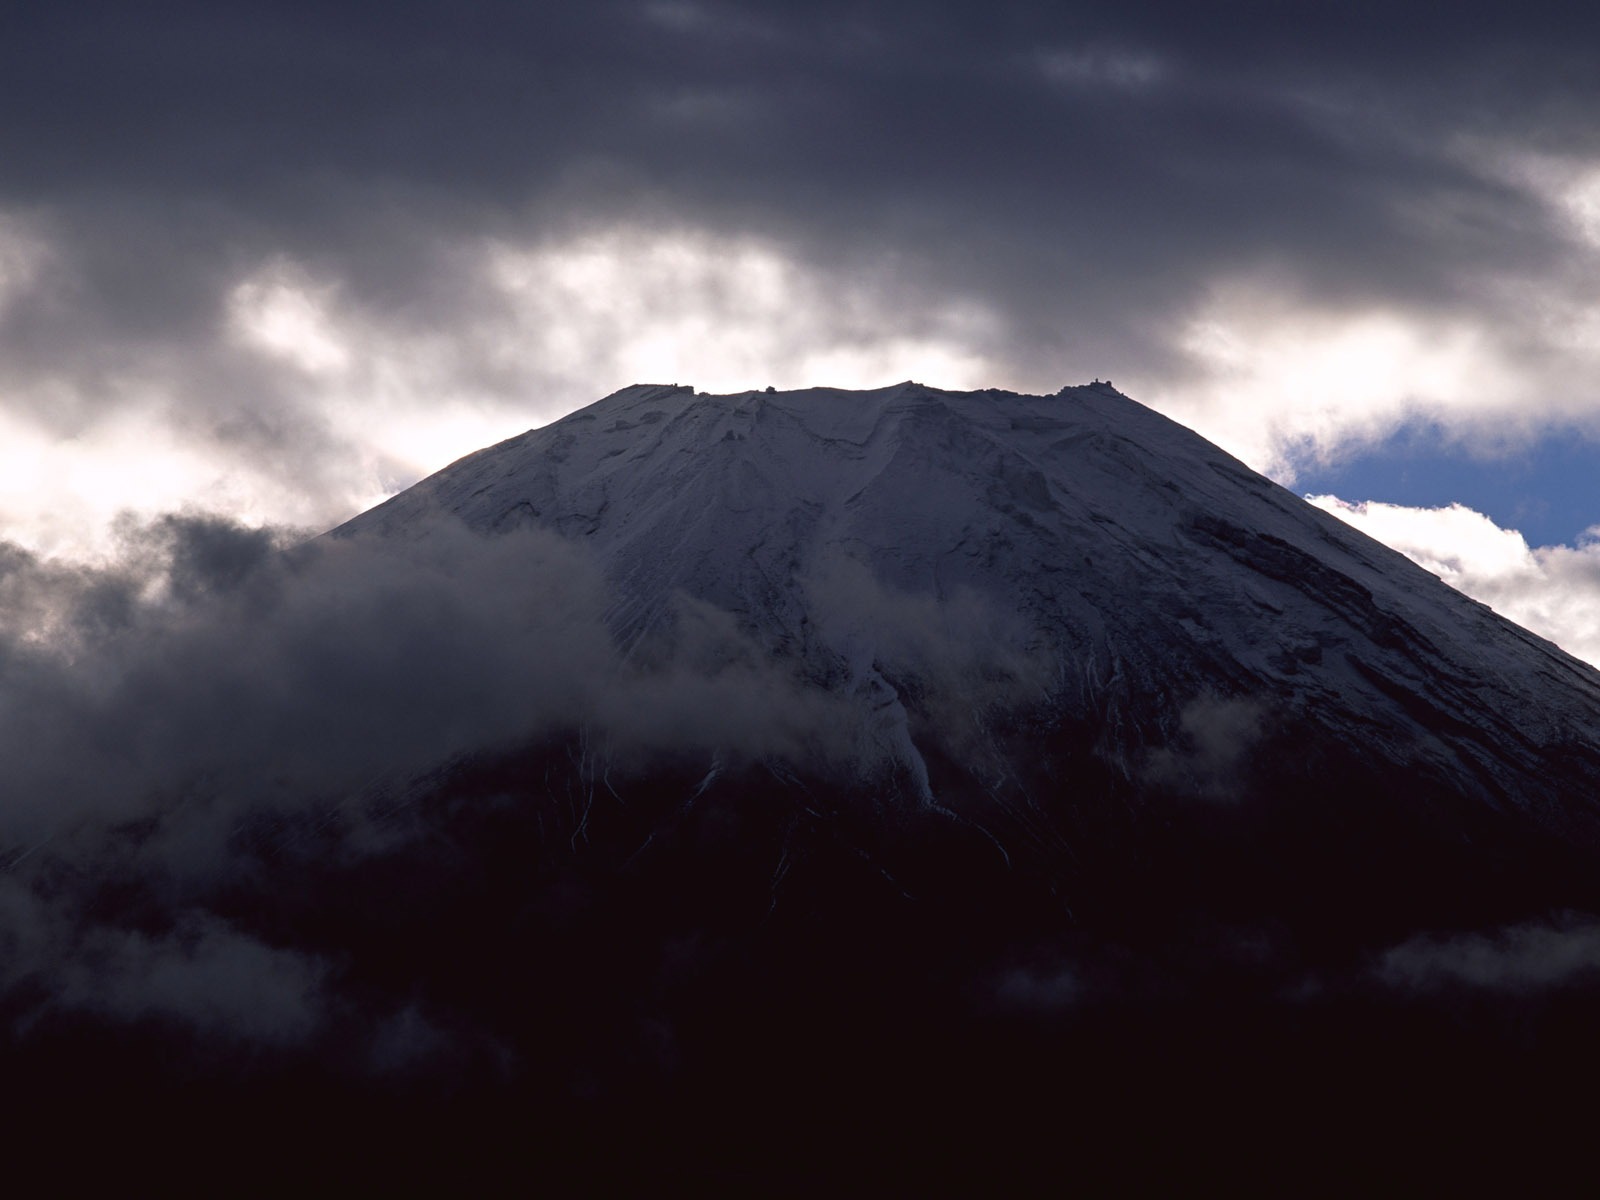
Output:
[[5, 0, 1600, 504]]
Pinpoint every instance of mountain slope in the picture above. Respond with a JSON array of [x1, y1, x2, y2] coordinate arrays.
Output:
[[341, 380, 1600, 842]]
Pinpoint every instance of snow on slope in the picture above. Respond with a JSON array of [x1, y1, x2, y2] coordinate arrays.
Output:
[[339, 381, 1600, 834]]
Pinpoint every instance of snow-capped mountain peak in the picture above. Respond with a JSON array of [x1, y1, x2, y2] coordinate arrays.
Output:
[[339, 380, 1600, 838]]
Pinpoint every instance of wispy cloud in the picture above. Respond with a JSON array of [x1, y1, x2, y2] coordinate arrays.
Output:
[[1377, 915, 1600, 995]]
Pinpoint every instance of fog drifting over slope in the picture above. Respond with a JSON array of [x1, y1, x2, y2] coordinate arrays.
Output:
[[0, 509, 1056, 1054], [1, 460, 1600, 1083]]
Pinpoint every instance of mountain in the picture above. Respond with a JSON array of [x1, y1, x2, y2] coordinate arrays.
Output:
[[344, 379, 1600, 843], [12, 381, 1600, 1188], [329, 382, 1600, 1181]]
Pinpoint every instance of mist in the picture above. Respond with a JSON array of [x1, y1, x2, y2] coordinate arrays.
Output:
[[0, 505, 1069, 1063]]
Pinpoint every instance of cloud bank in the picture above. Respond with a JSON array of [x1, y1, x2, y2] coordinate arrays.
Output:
[[0, 510, 1055, 1059], [3, 3, 1600, 558]]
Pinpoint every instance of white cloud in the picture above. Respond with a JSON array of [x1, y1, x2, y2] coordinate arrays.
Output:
[[483, 227, 1001, 396], [228, 260, 350, 375], [1479, 147, 1600, 253], [1309, 494, 1600, 668], [1141, 281, 1528, 481], [233, 228, 1007, 526], [0, 222, 1016, 561], [0, 406, 290, 563], [1125, 149, 1600, 486]]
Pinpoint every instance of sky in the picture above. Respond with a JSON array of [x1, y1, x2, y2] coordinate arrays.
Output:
[[3, 1, 1600, 658]]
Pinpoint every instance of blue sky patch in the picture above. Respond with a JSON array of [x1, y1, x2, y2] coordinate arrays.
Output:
[[1292, 424, 1600, 549]]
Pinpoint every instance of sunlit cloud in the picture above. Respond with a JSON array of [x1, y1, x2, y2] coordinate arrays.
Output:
[[1558, 168, 1600, 248], [0, 223, 1011, 560], [0, 408, 272, 562], [1110, 144, 1600, 486], [485, 228, 1002, 393], [301, 227, 1003, 506], [1478, 148, 1600, 252], [1146, 285, 1522, 480], [228, 262, 351, 375]]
